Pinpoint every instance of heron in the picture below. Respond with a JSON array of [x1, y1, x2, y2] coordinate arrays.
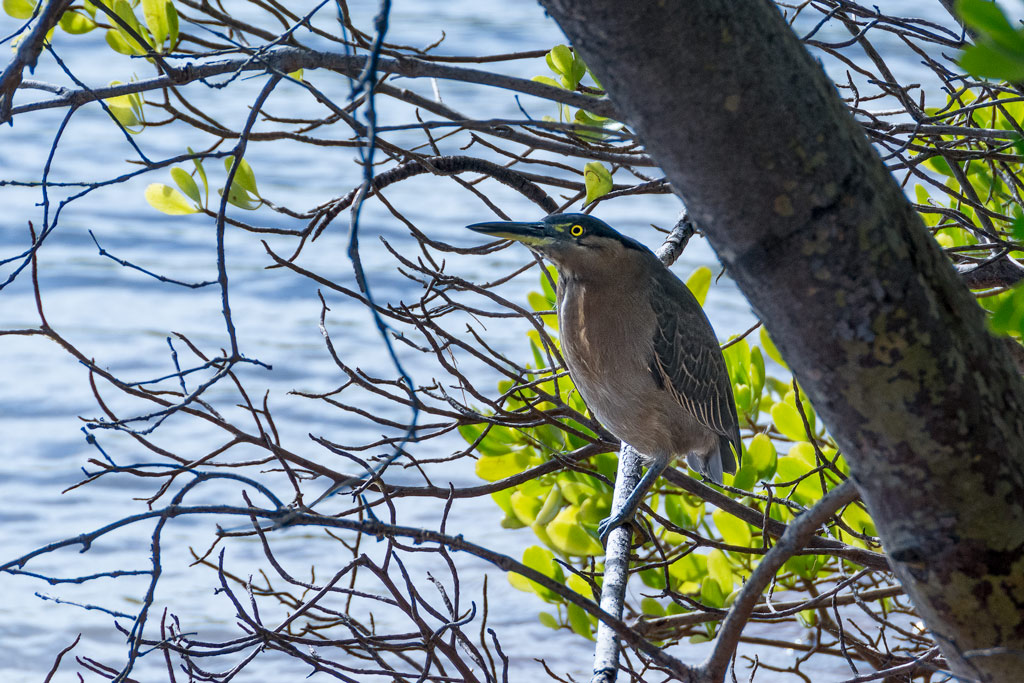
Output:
[[468, 213, 741, 542]]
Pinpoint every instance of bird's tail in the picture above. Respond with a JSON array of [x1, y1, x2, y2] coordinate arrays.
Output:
[[687, 436, 739, 485]]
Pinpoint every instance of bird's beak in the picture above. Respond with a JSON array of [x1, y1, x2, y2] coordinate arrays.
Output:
[[466, 220, 551, 246]]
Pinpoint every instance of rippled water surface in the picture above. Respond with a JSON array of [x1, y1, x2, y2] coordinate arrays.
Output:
[[0, 2, 955, 680]]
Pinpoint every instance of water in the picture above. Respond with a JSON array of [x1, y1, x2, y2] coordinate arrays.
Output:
[[0, 2, 957, 681]]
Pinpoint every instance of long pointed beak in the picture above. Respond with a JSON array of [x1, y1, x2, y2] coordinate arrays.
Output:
[[466, 220, 549, 244]]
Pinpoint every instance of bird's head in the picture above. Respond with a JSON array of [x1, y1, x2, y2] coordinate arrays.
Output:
[[467, 213, 650, 274]]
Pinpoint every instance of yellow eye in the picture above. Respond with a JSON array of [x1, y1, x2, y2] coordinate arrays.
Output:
[[570, 224, 584, 237]]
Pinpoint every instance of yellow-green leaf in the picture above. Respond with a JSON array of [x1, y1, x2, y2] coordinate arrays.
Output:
[[166, 0, 178, 47], [548, 44, 575, 76], [3, 0, 35, 20], [713, 509, 752, 547], [59, 10, 96, 33], [225, 155, 259, 195], [700, 575, 726, 608], [509, 545, 562, 600], [583, 161, 612, 205], [145, 183, 198, 215], [532, 74, 563, 90], [142, 0, 169, 47], [789, 441, 817, 467], [567, 602, 594, 640], [545, 505, 602, 556], [510, 490, 543, 526], [170, 167, 201, 205], [533, 484, 563, 526], [538, 611, 559, 629], [746, 433, 777, 476], [685, 266, 711, 306], [566, 571, 592, 598], [759, 327, 787, 369], [474, 450, 531, 481], [841, 502, 877, 537], [105, 28, 139, 55], [105, 92, 142, 129], [706, 549, 733, 594], [771, 402, 807, 441], [508, 571, 540, 595]]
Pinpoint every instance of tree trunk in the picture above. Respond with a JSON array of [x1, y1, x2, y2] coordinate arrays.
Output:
[[540, 1, 1024, 680]]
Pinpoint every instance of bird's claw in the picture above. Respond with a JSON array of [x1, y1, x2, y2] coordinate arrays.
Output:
[[598, 512, 651, 547]]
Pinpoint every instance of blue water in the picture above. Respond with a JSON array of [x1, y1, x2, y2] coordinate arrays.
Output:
[[0, 2, 955, 681]]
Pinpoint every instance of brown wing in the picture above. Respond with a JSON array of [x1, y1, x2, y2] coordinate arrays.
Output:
[[648, 272, 741, 471]]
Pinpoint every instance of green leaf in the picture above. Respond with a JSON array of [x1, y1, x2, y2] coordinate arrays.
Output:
[[572, 109, 608, 141], [957, 0, 1020, 47], [798, 609, 818, 627], [789, 441, 817, 467], [142, 0, 169, 47], [531, 75, 563, 90], [578, 494, 608, 524], [566, 571, 592, 597], [59, 10, 97, 33], [749, 347, 765, 396], [511, 490, 543, 526], [959, 43, 1024, 82], [112, 0, 150, 53], [700, 575, 726, 608], [540, 265, 558, 303], [170, 167, 201, 205], [771, 402, 807, 441], [664, 492, 702, 530], [706, 549, 733, 594], [685, 266, 712, 306], [145, 183, 198, 215], [639, 567, 667, 590], [224, 155, 259, 195], [989, 286, 1024, 335], [841, 502, 877, 537], [759, 328, 787, 369], [538, 612, 559, 629], [567, 602, 594, 639], [544, 505, 602, 556], [189, 149, 209, 203], [219, 186, 261, 210], [713, 509, 752, 547], [3, 0, 34, 20], [533, 484, 563, 525], [569, 52, 587, 86], [784, 553, 824, 581], [524, 545, 563, 580], [166, 0, 178, 48], [731, 460, 758, 491], [640, 597, 665, 617], [733, 384, 752, 415], [746, 433, 777, 477], [105, 90, 143, 130], [105, 28, 139, 55], [474, 450, 531, 481], [547, 45, 575, 77], [583, 161, 612, 205], [527, 291, 551, 313], [668, 553, 706, 589], [509, 571, 539, 595], [509, 545, 563, 601]]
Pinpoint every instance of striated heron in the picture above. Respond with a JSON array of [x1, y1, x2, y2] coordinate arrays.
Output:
[[468, 213, 741, 542]]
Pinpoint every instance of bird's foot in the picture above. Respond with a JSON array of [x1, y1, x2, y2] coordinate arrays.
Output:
[[598, 511, 651, 547]]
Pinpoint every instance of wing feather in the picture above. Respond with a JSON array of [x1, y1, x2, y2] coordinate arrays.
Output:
[[648, 273, 741, 467]]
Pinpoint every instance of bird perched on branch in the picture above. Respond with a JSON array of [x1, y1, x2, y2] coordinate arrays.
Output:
[[468, 213, 741, 542]]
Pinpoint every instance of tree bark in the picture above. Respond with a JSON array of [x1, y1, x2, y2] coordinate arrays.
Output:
[[539, 1, 1024, 681]]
